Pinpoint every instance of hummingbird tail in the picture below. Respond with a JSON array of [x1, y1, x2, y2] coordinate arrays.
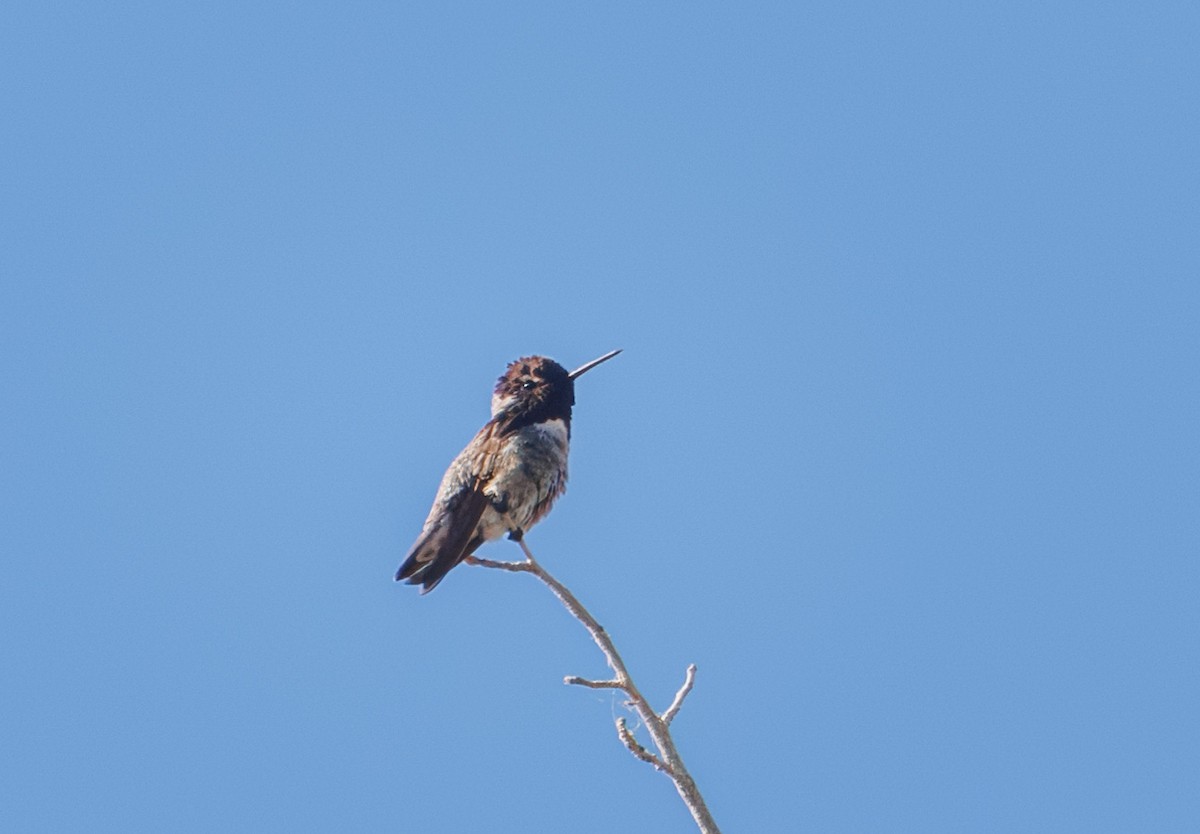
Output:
[[396, 482, 491, 594], [395, 525, 485, 594]]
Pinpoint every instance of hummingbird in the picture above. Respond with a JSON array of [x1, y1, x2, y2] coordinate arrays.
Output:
[[395, 349, 621, 593]]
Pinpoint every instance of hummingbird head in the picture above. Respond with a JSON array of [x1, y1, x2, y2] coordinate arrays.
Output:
[[491, 356, 573, 421], [490, 350, 622, 426]]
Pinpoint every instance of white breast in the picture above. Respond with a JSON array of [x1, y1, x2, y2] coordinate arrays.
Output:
[[531, 417, 569, 449]]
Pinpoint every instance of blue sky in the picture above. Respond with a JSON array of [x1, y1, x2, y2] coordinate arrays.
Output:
[[2, 2, 1197, 831]]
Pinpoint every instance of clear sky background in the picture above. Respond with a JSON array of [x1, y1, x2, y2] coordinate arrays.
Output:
[[2, 2, 1197, 832]]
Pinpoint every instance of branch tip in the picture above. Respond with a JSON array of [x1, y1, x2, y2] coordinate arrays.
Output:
[[662, 663, 698, 725]]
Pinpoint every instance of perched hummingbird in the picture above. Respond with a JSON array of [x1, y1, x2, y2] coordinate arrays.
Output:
[[395, 349, 621, 593]]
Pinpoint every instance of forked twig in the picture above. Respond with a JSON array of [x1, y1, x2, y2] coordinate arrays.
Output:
[[469, 540, 720, 834]]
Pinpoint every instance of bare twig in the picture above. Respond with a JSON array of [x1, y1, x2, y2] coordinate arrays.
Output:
[[617, 717, 671, 773], [564, 676, 622, 689], [662, 664, 698, 725], [469, 538, 721, 834], [463, 555, 530, 572]]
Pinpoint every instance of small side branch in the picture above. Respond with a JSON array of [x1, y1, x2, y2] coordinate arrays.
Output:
[[617, 718, 671, 774], [564, 676, 623, 690], [662, 664, 698, 725]]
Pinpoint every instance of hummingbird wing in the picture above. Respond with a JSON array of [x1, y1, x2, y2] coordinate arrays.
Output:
[[395, 423, 503, 593]]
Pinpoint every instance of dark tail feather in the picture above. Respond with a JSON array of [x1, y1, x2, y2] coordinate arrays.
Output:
[[394, 548, 456, 594], [396, 488, 490, 594], [395, 533, 483, 594]]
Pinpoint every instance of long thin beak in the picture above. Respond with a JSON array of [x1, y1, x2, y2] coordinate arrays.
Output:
[[568, 348, 622, 379]]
